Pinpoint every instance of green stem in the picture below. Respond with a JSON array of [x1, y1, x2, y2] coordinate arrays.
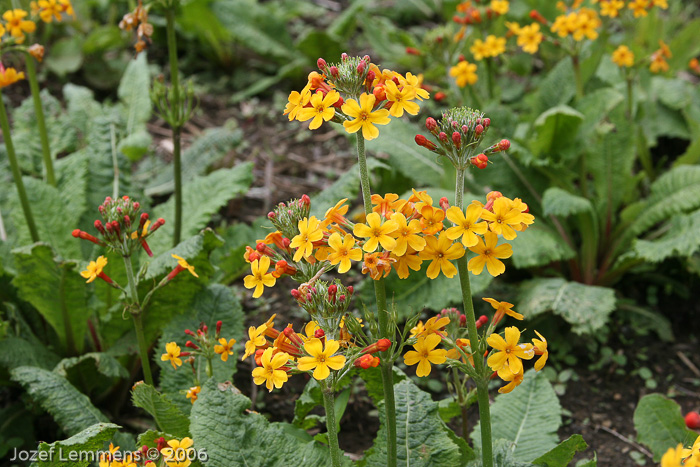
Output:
[[355, 134, 397, 467], [165, 7, 182, 247], [0, 92, 40, 242], [205, 357, 213, 378], [625, 76, 633, 120], [452, 368, 469, 442], [322, 386, 343, 467], [485, 58, 494, 101], [454, 167, 493, 467], [110, 123, 120, 199], [123, 255, 154, 386], [25, 56, 55, 187], [572, 54, 584, 100]]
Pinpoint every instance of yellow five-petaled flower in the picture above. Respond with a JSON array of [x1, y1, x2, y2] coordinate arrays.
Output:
[[353, 212, 398, 252], [327, 233, 363, 273], [252, 347, 290, 392], [297, 338, 346, 380], [214, 338, 236, 362], [341, 93, 391, 141], [468, 231, 513, 276], [290, 216, 324, 262], [80, 256, 108, 283], [445, 205, 488, 248], [403, 334, 447, 377], [419, 231, 464, 279], [486, 326, 534, 374], [161, 342, 183, 369], [298, 90, 340, 130], [243, 256, 276, 298]]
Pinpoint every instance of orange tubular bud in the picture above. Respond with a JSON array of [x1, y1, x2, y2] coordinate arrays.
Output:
[[373, 85, 387, 102], [150, 218, 165, 233], [166, 264, 185, 281], [139, 238, 153, 257], [264, 326, 280, 340], [283, 326, 304, 347], [97, 271, 115, 285], [415, 134, 437, 151], [530, 9, 547, 24], [254, 349, 265, 366], [361, 338, 392, 355], [72, 229, 104, 246], [405, 47, 421, 56], [354, 354, 381, 369]]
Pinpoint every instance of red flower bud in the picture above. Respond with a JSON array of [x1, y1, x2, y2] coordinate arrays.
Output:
[[530, 10, 547, 24], [452, 131, 461, 149], [330, 65, 339, 78], [314, 329, 325, 338], [425, 117, 438, 132], [483, 118, 491, 127], [283, 326, 303, 347], [133, 202, 140, 210], [156, 437, 167, 452], [317, 57, 326, 69], [498, 139, 511, 151], [301, 194, 311, 207], [475, 124, 484, 136], [406, 47, 421, 55], [373, 85, 387, 102], [439, 132, 448, 143], [94, 220, 106, 235], [357, 61, 366, 74], [459, 314, 467, 326], [415, 134, 437, 151], [216, 320, 223, 335], [328, 284, 337, 296], [354, 354, 380, 369], [439, 197, 450, 211], [686, 411, 700, 430], [347, 286, 354, 295], [202, 324, 208, 334], [341, 53, 348, 61], [476, 315, 489, 328], [267, 211, 276, 219], [365, 70, 375, 83], [150, 218, 166, 233], [185, 329, 195, 336], [434, 92, 446, 101], [186, 340, 199, 349]]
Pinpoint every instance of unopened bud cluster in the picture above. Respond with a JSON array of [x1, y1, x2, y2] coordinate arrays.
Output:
[[415, 107, 510, 170], [291, 280, 354, 320], [151, 77, 197, 129], [317, 54, 372, 98], [267, 195, 311, 239]]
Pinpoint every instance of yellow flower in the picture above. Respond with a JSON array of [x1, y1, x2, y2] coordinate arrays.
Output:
[[384, 80, 420, 118], [353, 212, 398, 252], [532, 330, 548, 371], [612, 45, 635, 68], [419, 205, 445, 236], [572, 9, 601, 41], [481, 197, 524, 240], [449, 61, 478, 87], [161, 438, 194, 467], [290, 216, 324, 261], [214, 338, 236, 362], [342, 93, 391, 141], [496, 366, 524, 394], [390, 213, 425, 256], [59, 0, 74, 16], [186, 386, 200, 404], [399, 72, 430, 100], [599, 0, 624, 17], [486, 326, 534, 374], [446, 338, 474, 366], [485, 35, 507, 57], [483, 297, 524, 321], [252, 347, 290, 392], [297, 90, 340, 130], [391, 249, 423, 279], [80, 256, 108, 283], [419, 232, 464, 279], [490, 0, 509, 15], [323, 198, 349, 227], [371, 193, 400, 218], [516, 23, 543, 54], [628, 0, 649, 17], [31, 0, 63, 22], [242, 323, 267, 360], [468, 231, 513, 276], [652, 0, 667, 8], [3, 9, 36, 42], [650, 52, 669, 73], [414, 315, 450, 338], [327, 233, 362, 273], [660, 444, 693, 467], [283, 88, 311, 121], [243, 256, 276, 298], [161, 342, 183, 369], [297, 338, 346, 380], [172, 254, 199, 278], [445, 205, 488, 248], [403, 334, 447, 377]]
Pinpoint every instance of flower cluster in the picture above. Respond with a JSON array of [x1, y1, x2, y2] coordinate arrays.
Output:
[[612, 45, 635, 68], [650, 40, 672, 73], [119, 0, 153, 54], [470, 35, 507, 61], [98, 442, 155, 467], [30, 0, 74, 23], [550, 7, 602, 41], [284, 54, 429, 140], [660, 433, 700, 467]]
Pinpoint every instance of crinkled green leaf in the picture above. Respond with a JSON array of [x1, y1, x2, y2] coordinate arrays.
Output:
[[472, 370, 561, 462], [634, 393, 697, 462], [12, 244, 90, 352], [0, 336, 60, 370], [148, 163, 253, 254], [542, 187, 594, 218], [518, 278, 616, 335], [190, 380, 346, 466], [510, 225, 576, 269], [574, 88, 624, 137], [360, 366, 407, 404], [131, 383, 191, 438], [10, 366, 109, 435], [532, 106, 584, 156], [118, 53, 151, 134], [54, 353, 129, 379], [467, 439, 537, 466], [634, 209, 700, 262], [362, 379, 472, 467], [37, 423, 120, 467], [537, 58, 576, 111], [533, 434, 589, 466]]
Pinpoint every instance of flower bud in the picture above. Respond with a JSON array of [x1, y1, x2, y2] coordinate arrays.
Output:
[[439, 132, 448, 143], [357, 61, 366, 74], [185, 329, 195, 336], [314, 329, 325, 339], [330, 65, 339, 77], [452, 131, 461, 149], [347, 286, 354, 295], [483, 118, 491, 127], [268, 211, 276, 219], [216, 320, 223, 335], [439, 197, 450, 211], [94, 220, 106, 235], [341, 53, 349, 61], [434, 92, 446, 101], [291, 289, 301, 300], [475, 124, 484, 136], [317, 57, 326, 70], [415, 134, 437, 151], [406, 47, 421, 55], [373, 85, 387, 102], [425, 117, 438, 132], [530, 9, 547, 24], [365, 70, 375, 83], [498, 139, 510, 151], [300, 194, 311, 207], [186, 340, 199, 349], [686, 411, 700, 430]]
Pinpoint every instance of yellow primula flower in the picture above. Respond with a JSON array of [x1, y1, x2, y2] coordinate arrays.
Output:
[[384, 80, 420, 118], [341, 93, 391, 141], [327, 232, 363, 273], [214, 338, 236, 362], [650, 52, 669, 73], [419, 205, 445, 236], [390, 212, 425, 256], [31, 0, 63, 22], [297, 90, 340, 130], [403, 334, 447, 377], [599, 0, 624, 17], [371, 193, 400, 218], [490, 0, 509, 15], [496, 366, 524, 394], [532, 330, 548, 371], [161, 438, 194, 467], [660, 444, 693, 467], [516, 23, 543, 54], [242, 323, 267, 360], [297, 338, 346, 380], [80, 256, 108, 283], [252, 347, 290, 392], [186, 385, 200, 404], [481, 197, 523, 240], [172, 254, 199, 278], [468, 231, 513, 276], [399, 72, 430, 101], [449, 61, 478, 87], [353, 212, 398, 252], [3, 9, 36, 42], [243, 256, 276, 298], [486, 326, 534, 374], [628, 0, 649, 17], [161, 342, 183, 369], [485, 35, 506, 57], [391, 249, 423, 279], [652, 0, 667, 8], [419, 231, 464, 279], [445, 205, 488, 248], [323, 198, 349, 227], [283, 87, 311, 121], [446, 338, 474, 366], [612, 45, 635, 68], [290, 216, 324, 261], [415, 315, 450, 338], [483, 297, 524, 321]]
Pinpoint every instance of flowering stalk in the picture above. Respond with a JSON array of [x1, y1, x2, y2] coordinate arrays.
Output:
[[355, 134, 397, 467], [454, 166, 493, 467], [322, 383, 342, 467], [165, 7, 182, 246], [0, 90, 40, 242], [24, 55, 55, 187], [572, 53, 584, 100], [123, 255, 154, 386]]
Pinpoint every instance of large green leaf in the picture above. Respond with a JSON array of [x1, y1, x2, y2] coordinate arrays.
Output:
[[574, 88, 624, 137], [518, 279, 616, 334], [117, 52, 151, 134], [131, 383, 191, 438], [0, 336, 60, 371], [362, 379, 473, 466], [634, 209, 700, 262], [37, 423, 120, 467], [155, 284, 244, 414], [190, 380, 345, 466], [532, 435, 589, 467], [510, 225, 576, 269], [10, 366, 109, 435], [542, 187, 594, 218], [12, 244, 90, 352], [531, 106, 584, 156], [472, 370, 561, 462], [634, 394, 697, 462], [54, 352, 129, 379], [148, 163, 253, 254], [537, 58, 576, 112]]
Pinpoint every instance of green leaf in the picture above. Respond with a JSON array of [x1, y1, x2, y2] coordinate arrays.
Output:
[[118, 52, 151, 134], [118, 130, 152, 162], [542, 187, 594, 217], [467, 439, 537, 466], [10, 366, 109, 435], [532, 106, 584, 156], [45, 36, 84, 76], [634, 209, 700, 262], [190, 380, 345, 466], [37, 423, 120, 467], [650, 77, 692, 110], [364, 119, 448, 187], [533, 434, 589, 466], [148, 163, 253, 255], [360, 365, 407, 404], [634, 393, 697, 462], [12, 244, 90, 352], [156, 284, 244, 414], [0, 336, 60, 371], [54, 353, 129, 379], [510, 225, 576, 269], [518, 279, 616, 335], [362, 379, 472, 466], [537, 58, 576, 111], [472, 370, 561, 462], [574, 88, 624, 137], [83, 25, 127, 55], [131, 383, 191, 438]]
